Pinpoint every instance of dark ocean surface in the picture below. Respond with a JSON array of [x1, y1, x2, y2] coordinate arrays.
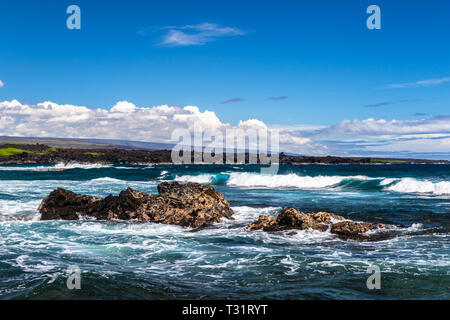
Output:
[[0, 163, 448, 299]]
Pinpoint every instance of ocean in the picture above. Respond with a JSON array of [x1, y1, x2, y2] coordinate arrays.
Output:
[[0, 163, 448, 299]]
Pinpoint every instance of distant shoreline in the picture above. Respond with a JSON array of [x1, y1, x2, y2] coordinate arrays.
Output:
[[1, 143, 448, 166]]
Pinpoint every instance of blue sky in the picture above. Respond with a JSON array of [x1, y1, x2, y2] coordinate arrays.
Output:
[[0, 0, 449, 158]]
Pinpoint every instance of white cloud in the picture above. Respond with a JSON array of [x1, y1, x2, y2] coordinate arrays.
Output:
[[364, 137, 450, 153], [318, 117, 450, 137], [0, 99, 293, 147], [389, 77, 450, 89], [160, 22, 247, 46], [0, 80, 4, 88], [310, 116, 450, 157], [271, 124, 327, 131], [238, 119, 267, 131], [111, 101, 136, 113], [1, 99, 449, 158]]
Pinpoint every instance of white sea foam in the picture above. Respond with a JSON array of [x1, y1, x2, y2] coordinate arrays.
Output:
[[88, 177, 125, 184], [175, 172, 376, 189], [385, 178, 450, 195], [59, 221, 187, 237], [226, 172, 371, 189], [407, 223, 424, 231], [175, 174, 214, 184], [53, 162, 112, 169], [174, 172, 450, 196], [379, 178, 398, 186], [230, 206, 280, 223], [0, 200, 39, 216], [0, 162, 111, 171]]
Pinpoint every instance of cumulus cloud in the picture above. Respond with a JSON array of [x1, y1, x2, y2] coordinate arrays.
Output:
[[1, 99, 449, 158], [388, 77, 450, 89], [0, 99, 315, 153], [0, 100, 229, 142], [159, 22, 247, 46], [0, 80, 4, 88], [111, 101, 136, 113], [238, 119, 267, 131]]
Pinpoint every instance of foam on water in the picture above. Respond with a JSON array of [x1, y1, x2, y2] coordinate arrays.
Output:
[[175, 174, 214, 184], [53, 162, 112, 169], [385, 178, 450, 195], [226, 172, 373, 188], [0, 162, 112, 171], [0, 200, 40, 221], [174, 172, 450, 196], [175, 172, 376, 189], [0, 163, 448, 299]]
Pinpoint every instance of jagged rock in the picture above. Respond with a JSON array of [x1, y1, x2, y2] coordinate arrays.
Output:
[[330, 221, 386, 240], [246, 215, 277, 231], [309, 211, 344, 224], [247, 207, 386, 240], [39, 182, 234, 228], [38, 188, 102, 220], [246, 207, 328, 232]]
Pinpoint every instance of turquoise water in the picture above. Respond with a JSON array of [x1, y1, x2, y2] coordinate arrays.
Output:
[[0, 163, 449, 299]]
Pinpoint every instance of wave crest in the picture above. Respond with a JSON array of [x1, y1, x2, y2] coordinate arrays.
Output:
[[227, 172, 356, 188], [386, 178, 450, 195], [173, 172, 450, 195]]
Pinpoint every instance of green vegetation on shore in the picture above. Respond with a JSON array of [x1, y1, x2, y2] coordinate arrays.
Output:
[[0, 148, 28, 157], [370, 159, 407, 164], [85, 152, 105, 156], [352, 158, 408, 164], [0, 146, 58, 157]]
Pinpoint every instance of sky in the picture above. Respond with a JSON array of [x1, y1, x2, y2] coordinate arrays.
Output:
[[0, 0, 449, 159]]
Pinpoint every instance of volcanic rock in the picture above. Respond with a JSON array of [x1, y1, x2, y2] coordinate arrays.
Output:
[[247, 207, 386, 240], [246, 207, 329, 232], [38, 188, 102, 220], [39, 182, 234, 228], [309, 211, 344, 224], [330, 221, 386, 240]]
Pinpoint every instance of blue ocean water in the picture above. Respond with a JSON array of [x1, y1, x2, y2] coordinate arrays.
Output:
[[0, 163, 449, 299]]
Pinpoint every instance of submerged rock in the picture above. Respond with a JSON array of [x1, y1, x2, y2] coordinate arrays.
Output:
[[39, 182, 234, 228], [247, 207, 386, 240]]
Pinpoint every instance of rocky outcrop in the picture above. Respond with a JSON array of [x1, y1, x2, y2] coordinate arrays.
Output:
[[246, 208, 343, 232], [246, 207, 326, 232], [39, 183, 388, 239], [309, 211, 345, 224], [330, 221, 386, 240], [39, 182, 234, 228], [247, 207, 386, 240], [38, 188, 102, 220]]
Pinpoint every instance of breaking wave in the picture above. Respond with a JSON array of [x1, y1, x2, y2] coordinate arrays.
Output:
[[385, 178, 450, 195], [176, 172, 375, 189], [174, 172, 450, 195], [226, 172, 368, 188], [0, 162, 111, 171]]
